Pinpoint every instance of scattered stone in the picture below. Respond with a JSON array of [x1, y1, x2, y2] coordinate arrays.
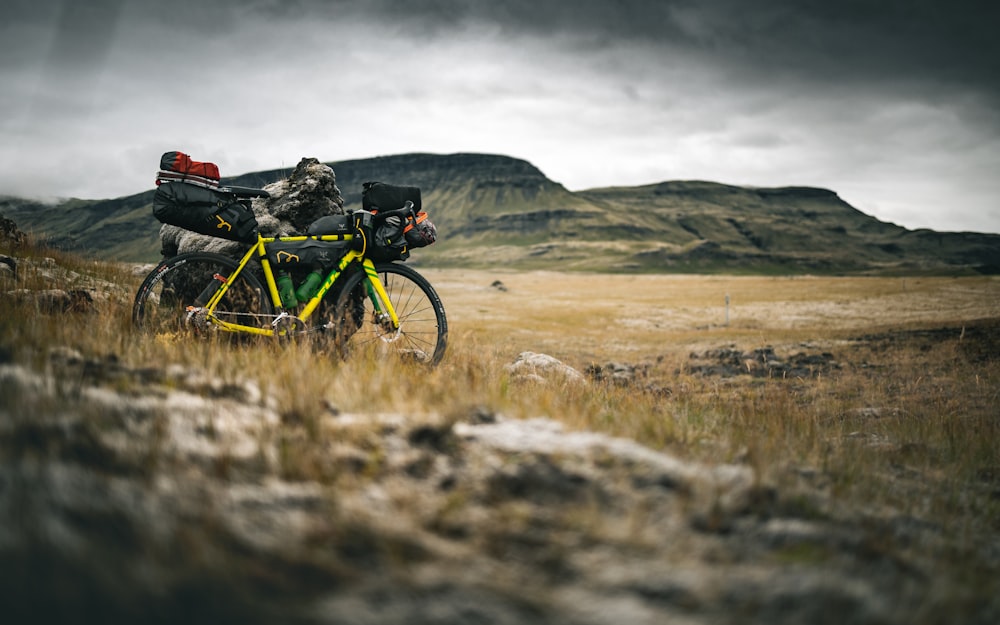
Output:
[[0, 357, 993, 625], [586, 361, 650, 386], [505, 351, 586, 384], [131, 263, 156, 277], [844, 406, 906, 421], [0, 254, 16, 280], [0, 213, 27, 246], [687, 345, 840, 378], [5, 288, 103, 313]]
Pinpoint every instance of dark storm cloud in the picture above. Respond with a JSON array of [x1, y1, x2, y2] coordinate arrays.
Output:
[[359, 0, 1000, 98], [238, 0, 1000, 136], [10, 0, 997, 98], [1, 0, 998, 233]]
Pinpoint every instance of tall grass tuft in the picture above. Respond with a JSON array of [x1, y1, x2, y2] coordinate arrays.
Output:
[[3, 239, 999, 557]]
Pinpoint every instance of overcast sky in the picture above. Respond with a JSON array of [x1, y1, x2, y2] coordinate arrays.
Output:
[[2, 0, 998, 233]]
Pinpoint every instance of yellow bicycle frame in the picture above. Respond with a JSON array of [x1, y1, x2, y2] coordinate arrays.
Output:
[[198, 230, 399, 338]]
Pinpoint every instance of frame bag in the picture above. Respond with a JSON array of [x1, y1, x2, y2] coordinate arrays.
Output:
[[153, 182, 258, 242], [266, 239, 350, 273]]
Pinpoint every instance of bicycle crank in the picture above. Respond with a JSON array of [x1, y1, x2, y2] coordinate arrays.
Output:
[[271, 311, 306, 339]]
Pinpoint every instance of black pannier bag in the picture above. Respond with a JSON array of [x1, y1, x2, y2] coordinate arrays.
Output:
[[267, 238, 350, 274], [153, 182, 259, 242], [361, 181, 437, 261]]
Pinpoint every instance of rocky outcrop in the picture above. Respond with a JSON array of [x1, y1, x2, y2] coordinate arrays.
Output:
[[0, 213, 27, 246], [305, 152, 554, 207], [4, 288, 107, 313], [687, 346, 841, 378], [2, 346, 992, 624], [0, 254, 124, 313]]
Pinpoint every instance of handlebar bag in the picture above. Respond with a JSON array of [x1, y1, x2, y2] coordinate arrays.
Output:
[[153, 182, 258, 242], [361, 181, 437, 260], [361, 181, 421, 212]]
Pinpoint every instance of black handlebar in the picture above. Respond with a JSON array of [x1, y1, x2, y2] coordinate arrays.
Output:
[[370, 200, 416, 222]]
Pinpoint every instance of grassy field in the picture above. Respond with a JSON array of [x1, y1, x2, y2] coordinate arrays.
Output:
[[429, 269, 1000, 361], [3, 245, 999, 601], [430, 269, 1000, 529]]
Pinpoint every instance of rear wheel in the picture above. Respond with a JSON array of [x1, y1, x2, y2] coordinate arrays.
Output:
[[327, 263, 447, 365], [132, 252, 272, 338]]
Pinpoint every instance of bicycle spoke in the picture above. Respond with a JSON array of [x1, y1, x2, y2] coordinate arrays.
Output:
[[133, 253, 272, 339], [327, 263, 447, 365]]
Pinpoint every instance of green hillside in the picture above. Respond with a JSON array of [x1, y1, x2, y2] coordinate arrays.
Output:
[[2, 153, 998, 274]]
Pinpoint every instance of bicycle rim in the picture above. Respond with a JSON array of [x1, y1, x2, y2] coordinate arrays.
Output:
[[329, 263, 448, 365], [132, 252, 272, 339]]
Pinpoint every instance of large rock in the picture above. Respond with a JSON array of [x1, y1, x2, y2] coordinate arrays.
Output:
[[0, 213, 27, 246], [505, 351, 586, 384], [159, 157, 345, 259]]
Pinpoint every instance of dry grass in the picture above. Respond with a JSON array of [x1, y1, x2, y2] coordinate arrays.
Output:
[[425, 269, 1000, 539], [429, 269, 1000, 360], [3, 244, 999, 556]]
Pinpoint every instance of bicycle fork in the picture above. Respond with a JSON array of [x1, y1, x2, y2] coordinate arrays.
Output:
[[362, 261, 400, 332]]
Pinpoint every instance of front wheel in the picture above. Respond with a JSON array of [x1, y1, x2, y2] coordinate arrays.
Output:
[[132, 252, 273, 338], [328, 263, 448, 366]]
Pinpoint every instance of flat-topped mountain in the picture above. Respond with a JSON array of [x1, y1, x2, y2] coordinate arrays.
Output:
[[2, 153, 997, 274]]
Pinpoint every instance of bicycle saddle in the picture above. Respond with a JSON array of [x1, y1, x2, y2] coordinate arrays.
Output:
[[221, 185, 271, 199]]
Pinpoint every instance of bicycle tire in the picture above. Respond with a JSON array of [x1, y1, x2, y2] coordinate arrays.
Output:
[[132, 252, 273, 338], [327, 262, 448, 366]]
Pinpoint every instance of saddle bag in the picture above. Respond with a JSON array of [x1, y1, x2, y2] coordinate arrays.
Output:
[[153, 182, 259, 242]]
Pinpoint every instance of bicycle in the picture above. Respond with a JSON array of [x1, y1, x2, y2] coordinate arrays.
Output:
[[132, 185, 448, 366]]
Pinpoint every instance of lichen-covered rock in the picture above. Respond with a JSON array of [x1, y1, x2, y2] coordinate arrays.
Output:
[[4, 288, 104, 313], [262, 157, 345, 233], [0, 254, 16, 281], [0, 213, 27, 246], [505, 351, 586, 384]]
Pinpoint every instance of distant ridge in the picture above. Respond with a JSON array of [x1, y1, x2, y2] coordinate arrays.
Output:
[[2, 152, 998, 274]]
